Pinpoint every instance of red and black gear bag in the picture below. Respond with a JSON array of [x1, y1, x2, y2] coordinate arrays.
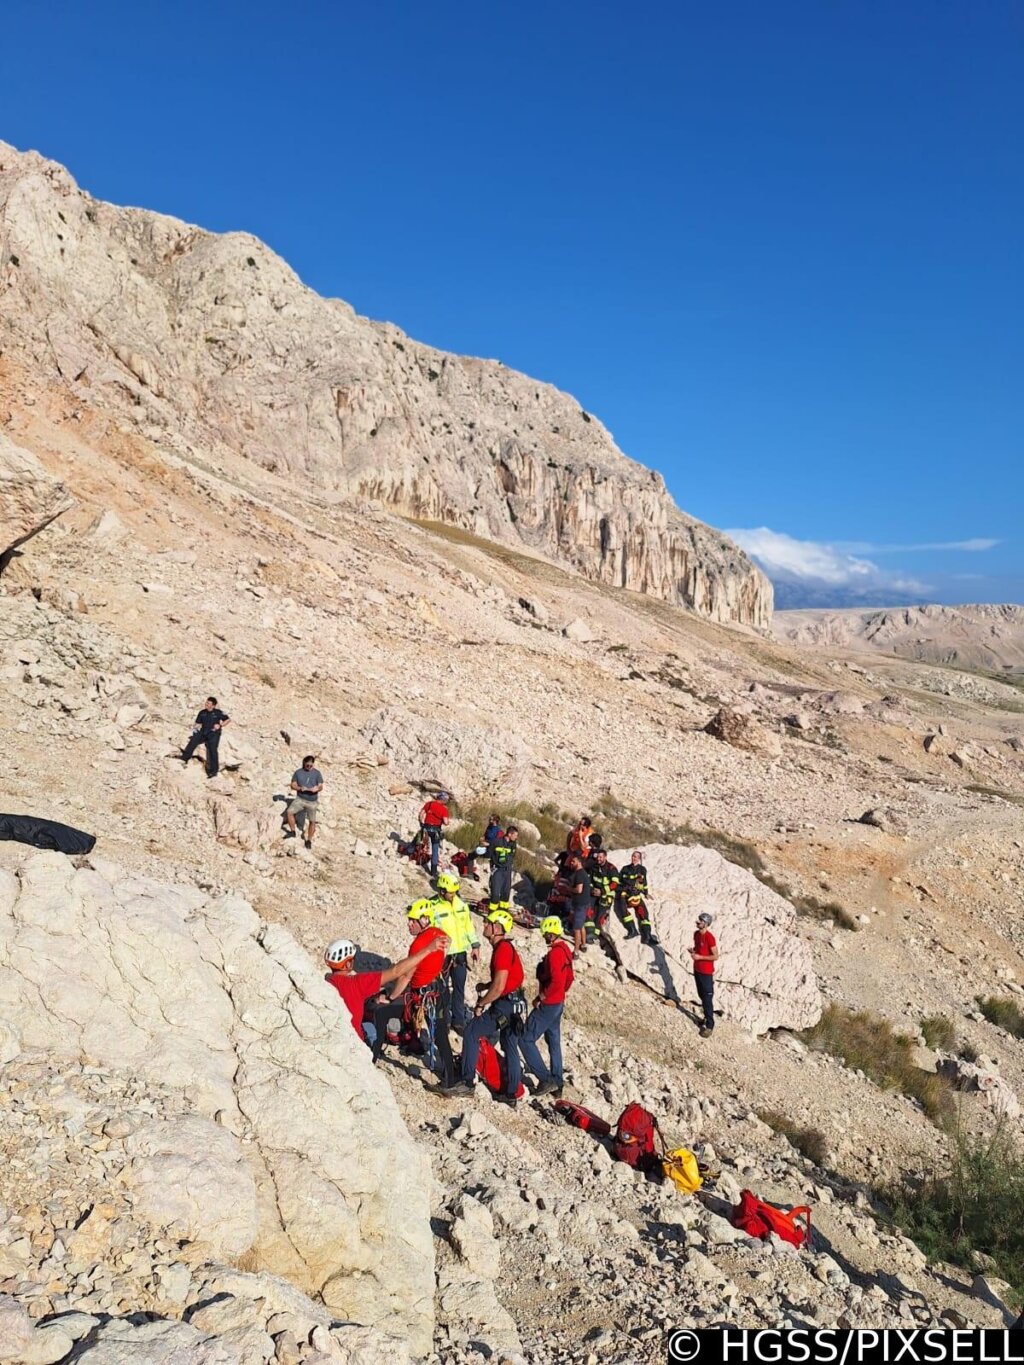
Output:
[[475, 1037, 526, 1100], [553, 1100, 612, 1137], [731, 1190, 811, 1247], [613, 1103, 658, 1167]]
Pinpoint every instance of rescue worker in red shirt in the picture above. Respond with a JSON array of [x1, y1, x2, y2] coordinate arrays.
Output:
[[418, 790, 451, 876], [516, 916, 574, 1097], [371, 902, 454, 1085], [690, 911, 719, 1037], [442, 910, 525, 1106], [324, 937, 436, 1045]]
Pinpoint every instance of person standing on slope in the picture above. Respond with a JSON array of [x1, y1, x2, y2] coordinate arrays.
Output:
[[488, 825, 518, 913], [430, 871, 480, 1031], [690, 912, 719, 1037], [323, 936, 436, 1045], [418, 791, 450, 876], [517, 916, 574, 1097], [617, 850, 658, 944], [371, 902, 454, 1086], [180, 696, 230, 778], [442, 910, 526, 1106], [285, 755, 324, 850], [587, 848, 618, 940], [566, 855, 592, 955]]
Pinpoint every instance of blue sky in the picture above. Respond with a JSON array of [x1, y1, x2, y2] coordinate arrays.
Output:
[[3, 1, 1020, 606]]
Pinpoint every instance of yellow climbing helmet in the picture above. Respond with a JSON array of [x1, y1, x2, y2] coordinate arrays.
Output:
[[487, 909, 514, 934], [435, 872, 460, 894], [539, 916, 564, 938], [407, 899, 436, 924]]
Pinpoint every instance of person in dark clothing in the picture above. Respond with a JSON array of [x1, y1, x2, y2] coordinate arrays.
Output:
[[566, 856, 592, 955], [180, 697, 230, 777], [586, 849, 618, 939], [483, 814, 503, 849], [617, 851, 658, 943], [488, 826, 518, 911], [690, 912, 719, 1037]]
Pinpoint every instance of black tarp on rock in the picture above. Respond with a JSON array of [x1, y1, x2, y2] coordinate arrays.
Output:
[[0, 814, 96, 855]]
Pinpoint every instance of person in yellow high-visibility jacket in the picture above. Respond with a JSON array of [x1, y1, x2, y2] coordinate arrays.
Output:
[[430, 872, 480, 1030]]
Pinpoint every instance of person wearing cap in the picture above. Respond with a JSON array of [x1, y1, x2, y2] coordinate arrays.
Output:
[[516, 916, 575, 1097], [429, 871, 480, 1031], [324, 936, 437, 1045], [371, 901, 450, 1066], [418, 791, 451, 875], [690, 912, 719, 1037], [442, 909, 525, 1105]]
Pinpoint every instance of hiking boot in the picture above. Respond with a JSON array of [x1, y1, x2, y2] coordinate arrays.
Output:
[[533, 1078, 558, 1097], [625, 926, 640, 939], [283, 830, 296, 839], [642, 933, 659, 946], [440, 1081, 474, 1099], [699, 1026, 714, 1038], [493, 1093, 517, 1108], [304, 838, 312, 850]]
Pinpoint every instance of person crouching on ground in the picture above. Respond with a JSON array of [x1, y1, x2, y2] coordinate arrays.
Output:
[[690, 912, 719, 1037], [517, 916, 574, 1097], [324, 936, 436, 1045], [285, 755, 323, 849], [371, 902, 455, 1085], [442, 910, 526, 1106]]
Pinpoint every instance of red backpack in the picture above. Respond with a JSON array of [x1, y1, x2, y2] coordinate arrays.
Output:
[[612, 1104, 660, 1169], [731, 1189, 811, 1248], [475, 1036, 526, 1100]]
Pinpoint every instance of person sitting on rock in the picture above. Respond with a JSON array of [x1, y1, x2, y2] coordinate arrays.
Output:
[[285, 755, 324, 850], [483, 813, 503, 849], [566, 815, 593, 860], [324, 936, 437, 1046], [690, 912, 719, 1038], [371, 903, 454, 1086], [442, 910, 526, 1106], [617, 851, 657, 944], [488, 826, 518, 913], [516, 916, 574, 1097], [180, 696, 230, 778]]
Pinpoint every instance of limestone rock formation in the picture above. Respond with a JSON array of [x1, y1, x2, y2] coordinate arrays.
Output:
[[362, 704, 532, 800], [0, 852, 434, 1352], [0, 140, 771, 628], [0, 430, 73, 574], [606, 844, 822, 1033], [704, 705, 782, 758]]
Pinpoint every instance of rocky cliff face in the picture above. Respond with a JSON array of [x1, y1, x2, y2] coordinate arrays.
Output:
[[0, 429, 73, 573], [0, 141, 771, 627]]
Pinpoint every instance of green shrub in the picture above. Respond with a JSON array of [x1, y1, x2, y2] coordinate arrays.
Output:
[[921, 1015, 958, 1052], [758, 1110, 829, 1166], [801, 1004, 954, 1127], [978, 996, 1024, 1040], [883, 1124, 1024, 1300]]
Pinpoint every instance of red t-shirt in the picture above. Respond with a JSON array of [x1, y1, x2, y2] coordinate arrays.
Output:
[[492, 938, 524, 996], [409, 926, 448, 988], [327, 970, 382, 1041], [693, 929, 717, 975], [421, 800, 449, 829], [538, 939, 575, 1005]]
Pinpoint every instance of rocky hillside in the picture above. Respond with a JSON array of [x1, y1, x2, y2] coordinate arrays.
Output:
[[777, 604, 1024, 674], [0, 141, 770, 628]]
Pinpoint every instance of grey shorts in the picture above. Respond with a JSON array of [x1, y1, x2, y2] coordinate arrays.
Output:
[[287, 796, 319, 819]]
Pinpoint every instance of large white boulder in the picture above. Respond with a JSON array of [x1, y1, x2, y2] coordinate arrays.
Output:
[[0, 852, 434, 1352], [606, 844, 822, 1034], [362, 703, 531, 799]]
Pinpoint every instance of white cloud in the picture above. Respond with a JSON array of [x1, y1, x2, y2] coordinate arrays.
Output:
[[835, 537, 999, 555], [726, 527, 930, 606]]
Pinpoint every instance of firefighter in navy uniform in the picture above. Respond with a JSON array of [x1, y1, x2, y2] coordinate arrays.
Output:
[[586, 848, 618, 942], [488, 826, 518, 913], [617, 850, 658, 944]]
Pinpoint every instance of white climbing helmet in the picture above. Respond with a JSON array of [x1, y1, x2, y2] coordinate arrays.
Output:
[[324, 938, 358, 968]]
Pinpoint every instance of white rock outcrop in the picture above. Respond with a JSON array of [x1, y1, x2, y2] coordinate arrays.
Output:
[[0, 140, 771, 628], [0, 430, 74, 574], [606, 844, 822, 1034], [363, 703, 532, 800], [0, 852, 434, 1352]]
